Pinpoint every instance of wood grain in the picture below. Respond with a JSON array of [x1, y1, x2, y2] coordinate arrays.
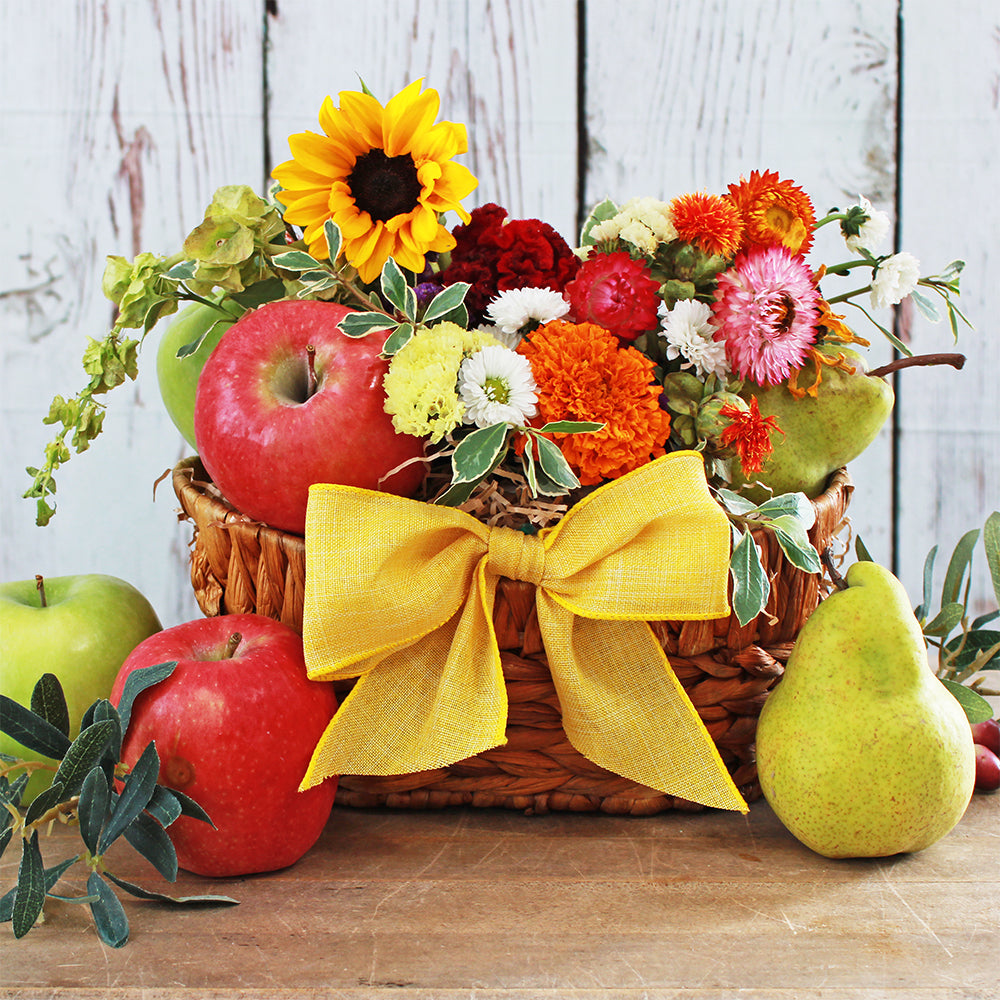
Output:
[[0, 0, 996, 629]]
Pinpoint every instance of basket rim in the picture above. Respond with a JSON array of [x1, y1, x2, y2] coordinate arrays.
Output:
[[173, 454, 853, 542]]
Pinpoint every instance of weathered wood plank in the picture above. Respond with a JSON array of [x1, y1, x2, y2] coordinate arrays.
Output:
[[582, 0, 900, 562], [265, 0, 579, 238], [1, 797, 996, 993], [0, 1, 264, 627], [894, 0, 1000, 617]]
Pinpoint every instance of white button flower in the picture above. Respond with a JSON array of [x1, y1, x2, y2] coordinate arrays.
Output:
[[458, 344, 538, 428], [658, 298, 730, 380], [485, 287, 570, 337], [870, 252, 921, 309], [845, 195, 891, 254]]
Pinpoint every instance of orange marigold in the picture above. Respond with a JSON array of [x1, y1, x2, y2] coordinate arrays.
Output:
[[518, 320, 671, 485], [669, 191, 744, 258], [728, 170, 817, 257], [719, 397, 782, 475]]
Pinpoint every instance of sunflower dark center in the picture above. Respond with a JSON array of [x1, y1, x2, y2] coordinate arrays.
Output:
[[349, 149, 422, 222]]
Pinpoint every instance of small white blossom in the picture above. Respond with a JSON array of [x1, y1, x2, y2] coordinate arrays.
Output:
[[588, 218, 623, 243], [618, 219, 659, 254], [485, 287, 570, 335], [458, 345, 538, 428], [621, 196, 678, 243], [870, 252, 921, 309], [845, 195, 891, 254], [658, 298, 730, 380]]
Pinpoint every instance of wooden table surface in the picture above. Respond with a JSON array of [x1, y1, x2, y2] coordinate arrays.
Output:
[[1, 793, 997, 999]]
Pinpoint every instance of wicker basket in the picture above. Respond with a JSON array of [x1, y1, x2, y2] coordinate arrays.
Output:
[[172, 457, 853, 815]]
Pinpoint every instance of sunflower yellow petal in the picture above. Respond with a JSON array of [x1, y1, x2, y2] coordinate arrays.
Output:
[[284, 131, 350, 179], [383, 81, 439, 157], [338, 89, 384, 149]]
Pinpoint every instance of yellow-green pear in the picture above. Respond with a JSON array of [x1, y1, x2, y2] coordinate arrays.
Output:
[[756, 561, 975, 858], [733, 348, 893, 501]]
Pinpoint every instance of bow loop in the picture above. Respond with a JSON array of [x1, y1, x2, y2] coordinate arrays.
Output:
[[300, 451, 748, 812]]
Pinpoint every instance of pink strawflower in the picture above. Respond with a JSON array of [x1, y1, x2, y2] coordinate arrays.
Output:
[[711, 246, 820, 386]]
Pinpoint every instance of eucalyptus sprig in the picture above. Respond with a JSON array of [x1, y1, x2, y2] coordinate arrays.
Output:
[[24, 185, 346, 526], [1, 667, 237, 947], [716, 489, 823, 625]]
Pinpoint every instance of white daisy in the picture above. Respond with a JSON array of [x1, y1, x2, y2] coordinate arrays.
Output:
[[485, 287, 570, 335], [458, 345, 538, 428], [658, 298, 730, 380], [844, 195, 891, 254], [870, 252, 921, 309]]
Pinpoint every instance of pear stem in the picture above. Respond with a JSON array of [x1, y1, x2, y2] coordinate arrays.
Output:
[[867, 352, 966, 379], [821, 547, 849, 592], [224, 632, 242, 658], [35, 574, 47, 608], [305, 345, 318, 398]]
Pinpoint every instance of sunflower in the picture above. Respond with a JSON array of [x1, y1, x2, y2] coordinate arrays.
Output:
[[272, 80, 478, 283]]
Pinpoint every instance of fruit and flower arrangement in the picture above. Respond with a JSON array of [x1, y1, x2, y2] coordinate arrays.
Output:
[[3, 78, 998, 946]]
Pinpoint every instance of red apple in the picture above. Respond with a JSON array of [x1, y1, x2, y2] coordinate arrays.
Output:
[[974, 744, 1000, 793], [193, 299, 426, 534], [971, 718, 1000, 755], [110, 613, 338, 877]]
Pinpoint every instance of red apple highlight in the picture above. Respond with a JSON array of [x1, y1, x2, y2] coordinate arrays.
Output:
[[193, 299, 426, 534], [110, 613, 338, 877]]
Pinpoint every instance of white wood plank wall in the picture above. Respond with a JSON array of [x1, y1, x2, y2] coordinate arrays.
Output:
[[1, 0, 996, 628]]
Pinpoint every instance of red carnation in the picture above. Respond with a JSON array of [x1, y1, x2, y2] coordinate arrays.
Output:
[[564, 251, 662, 342], [437, 204, 580, 323]]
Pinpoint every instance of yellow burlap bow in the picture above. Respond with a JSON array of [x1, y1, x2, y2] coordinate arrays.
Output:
[[300, 450, 747, 812]]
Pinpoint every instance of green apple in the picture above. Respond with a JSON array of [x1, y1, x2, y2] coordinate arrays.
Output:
[[156, 301, 237, 449], [0, 574, 162, 802], [732, 347, 894, 501]]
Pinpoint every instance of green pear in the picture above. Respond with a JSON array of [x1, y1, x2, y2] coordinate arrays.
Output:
[[733, 347, 893, 500], [756, 561, 975, 858]]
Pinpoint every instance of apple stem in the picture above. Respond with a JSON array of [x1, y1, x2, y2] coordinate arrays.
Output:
[[821, 547, 849, 592], [867, 352, 966, 379], [305, 344, 318, 398], [35, 574, 47, 608], [224, 632, 243, 658]]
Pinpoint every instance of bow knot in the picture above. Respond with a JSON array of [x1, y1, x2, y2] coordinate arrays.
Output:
[[487, 525, 546, 585], [299, 452, 748, 812]]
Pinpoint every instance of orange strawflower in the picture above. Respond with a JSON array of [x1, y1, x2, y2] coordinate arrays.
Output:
[[669, 191, 744, 258], [719, 397, 783, 475], [518, 320, 671, 485], [728, 170, 816, 257]]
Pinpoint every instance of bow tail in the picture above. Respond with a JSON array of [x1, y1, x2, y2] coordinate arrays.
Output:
[[536, 593, 748, 812], [300, 560, 509, 790]]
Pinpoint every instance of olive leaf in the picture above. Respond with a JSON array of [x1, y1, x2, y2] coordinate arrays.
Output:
[[730, 526, 770, 626], [1, 671, 237, 946], [29, 674, 70, 739]]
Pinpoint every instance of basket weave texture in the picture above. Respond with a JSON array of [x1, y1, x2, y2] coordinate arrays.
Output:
[[172, 457, 852, 815]]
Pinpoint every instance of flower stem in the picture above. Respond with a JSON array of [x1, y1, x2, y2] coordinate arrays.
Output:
[[825, 284, 873, 305]]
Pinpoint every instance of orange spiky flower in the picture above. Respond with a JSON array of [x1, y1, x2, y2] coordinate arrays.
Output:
[[669, 191, 744, 258], [728, 170, 817, 257], [718, 397, 783, 475]]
